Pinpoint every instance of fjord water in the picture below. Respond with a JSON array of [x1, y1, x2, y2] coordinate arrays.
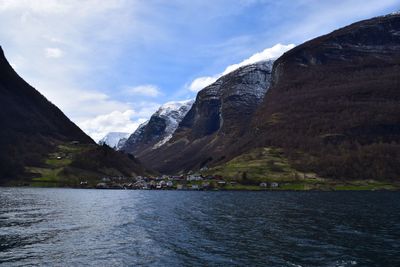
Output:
[[0, 189, 399, 267]]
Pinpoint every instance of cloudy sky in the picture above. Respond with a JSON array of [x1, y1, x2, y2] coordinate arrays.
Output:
[[0, 0, 398, 141]]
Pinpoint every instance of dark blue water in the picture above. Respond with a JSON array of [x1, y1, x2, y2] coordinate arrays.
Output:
[[0, 188, 399, 266]]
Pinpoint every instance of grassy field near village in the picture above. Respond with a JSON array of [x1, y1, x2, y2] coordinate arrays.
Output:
[[24, 144, 95, 187], [7, 145, 400, 191], [15, 143, 143, 188], [201, 147, 400, 191]]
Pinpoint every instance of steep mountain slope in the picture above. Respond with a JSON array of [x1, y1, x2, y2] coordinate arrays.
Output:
[[122, 99, 194, 156], [244, 13, 400, 180], [99, 132, 130, 150], [137, 60, 274, 173], [0, 46, 146, 183], [0, 46, 93, 181]]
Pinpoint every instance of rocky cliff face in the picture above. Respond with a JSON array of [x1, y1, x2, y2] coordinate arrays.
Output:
[[122, 100, 194, 156], [181, 61, 273, 138], [138, 60, 274, 173], [247, 13, 400, 180]]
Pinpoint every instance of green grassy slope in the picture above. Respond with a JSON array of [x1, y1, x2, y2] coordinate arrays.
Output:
[[202, 147, 399, 190], [10, 143, 146, 187]]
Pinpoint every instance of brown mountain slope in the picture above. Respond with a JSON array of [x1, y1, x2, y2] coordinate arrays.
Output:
[[245, 13, 400, 180]]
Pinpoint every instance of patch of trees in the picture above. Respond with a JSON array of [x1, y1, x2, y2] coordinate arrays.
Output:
[[244, 22, 400, 181], [70, 144, 145, 177]]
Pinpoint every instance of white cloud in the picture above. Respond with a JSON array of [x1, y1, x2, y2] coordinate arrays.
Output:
[[125, 84, 162, 97], [222, 43, 295, 75], [76, 101, 160, 142], [188, 43, 295, 92], [188, 76, 219, 92], [0, 0, 150, 140], [79, 110, 147, 142], [45, 47, 63, 58]]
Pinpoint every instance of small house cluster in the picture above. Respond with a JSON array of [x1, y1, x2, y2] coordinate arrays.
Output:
[[85, 173, 280, 190], [259, 182, 279, 188], [88, 173, 229, 190]]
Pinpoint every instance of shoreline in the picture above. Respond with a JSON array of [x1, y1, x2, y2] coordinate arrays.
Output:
[[2, 185, 400, 192]]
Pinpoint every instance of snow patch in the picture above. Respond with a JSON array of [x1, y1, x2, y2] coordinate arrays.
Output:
[[98, 132, 130, 150], [152, 99, 194, 149]]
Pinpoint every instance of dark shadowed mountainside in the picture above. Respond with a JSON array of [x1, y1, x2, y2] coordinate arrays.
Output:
[[0, 46, 146, 184]]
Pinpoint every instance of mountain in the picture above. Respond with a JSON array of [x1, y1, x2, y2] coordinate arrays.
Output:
[[240, 13, 400, 181], [122, 99, 194, 156], [98, 132, 130, 150], [132, 60, 274, 173], [0, 46, 146, 184]]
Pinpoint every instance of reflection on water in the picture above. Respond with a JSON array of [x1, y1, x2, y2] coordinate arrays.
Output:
[[0, 188, 399, 266]]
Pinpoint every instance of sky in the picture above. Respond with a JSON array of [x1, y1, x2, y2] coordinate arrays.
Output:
[[0, 0, 398, 141]]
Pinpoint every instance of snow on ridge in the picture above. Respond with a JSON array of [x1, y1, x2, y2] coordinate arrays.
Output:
[[99, 132, 130, 149], [152, 99, 194, 149], [156, 99, 195, 116], [123, 99, 194, 151]]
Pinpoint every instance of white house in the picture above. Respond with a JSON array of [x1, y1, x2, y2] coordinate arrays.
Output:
[[271, 182, 279, 188]]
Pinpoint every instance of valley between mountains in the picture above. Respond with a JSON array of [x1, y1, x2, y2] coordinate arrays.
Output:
[[1, 13, 400, 190]]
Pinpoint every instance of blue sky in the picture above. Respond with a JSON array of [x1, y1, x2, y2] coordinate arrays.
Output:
[[0, 0, 398, 141]]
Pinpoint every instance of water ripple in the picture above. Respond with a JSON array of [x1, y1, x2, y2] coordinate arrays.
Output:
[[0, 189, 399, 266]]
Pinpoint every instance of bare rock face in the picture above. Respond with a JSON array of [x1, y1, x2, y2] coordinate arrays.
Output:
[[182, 61, 273, 138], [138, 60, 274, 173]]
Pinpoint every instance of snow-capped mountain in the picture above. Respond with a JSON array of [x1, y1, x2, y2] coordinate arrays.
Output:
[[121, 99, 194, 155], [98, 132, 130, 150]]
